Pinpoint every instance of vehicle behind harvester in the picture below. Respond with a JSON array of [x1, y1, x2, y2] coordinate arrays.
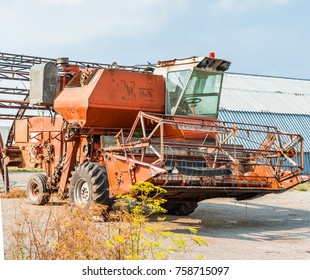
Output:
[[0, 52, 309, 215]]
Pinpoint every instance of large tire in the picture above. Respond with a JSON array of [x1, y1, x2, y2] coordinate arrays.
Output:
[[69, 162, 113, 209], [27, 174, 50, 205], [163, 202, 198, 216]]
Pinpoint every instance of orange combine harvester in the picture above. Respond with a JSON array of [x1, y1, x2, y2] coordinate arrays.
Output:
[[0, 52, 308, 215]]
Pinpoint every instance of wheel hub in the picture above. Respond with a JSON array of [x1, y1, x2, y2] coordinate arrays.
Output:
[[30, 182, 39, 198], [80, 183, 89, 201], [74, 178, 90, 205]]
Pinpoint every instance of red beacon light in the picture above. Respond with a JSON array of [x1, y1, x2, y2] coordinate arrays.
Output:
[[209, 52, 215, 58]]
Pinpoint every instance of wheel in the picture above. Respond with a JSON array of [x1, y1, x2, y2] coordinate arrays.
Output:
[[163, 202, 198, 216], [185, 97, 202, 105], [27, 174, 50, 205], [69, 162, 113, 209]]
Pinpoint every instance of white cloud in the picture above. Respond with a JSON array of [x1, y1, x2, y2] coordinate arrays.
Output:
[[0, 0, 189, 51], [214, 0, 294, 12], [36, 0, 85, 4]]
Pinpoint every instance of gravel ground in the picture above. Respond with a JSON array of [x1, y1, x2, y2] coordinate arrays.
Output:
[[1, 172, 310, 260]]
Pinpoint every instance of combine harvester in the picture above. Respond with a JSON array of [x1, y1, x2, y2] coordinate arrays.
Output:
[[0, 52, 308, 215]]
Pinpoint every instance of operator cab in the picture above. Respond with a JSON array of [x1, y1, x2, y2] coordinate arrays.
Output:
[[154, 54, 230, 119]]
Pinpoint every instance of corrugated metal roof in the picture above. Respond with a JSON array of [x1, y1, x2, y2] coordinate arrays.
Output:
[[218, 110, 310, 152], [221, 73, 310, 114]]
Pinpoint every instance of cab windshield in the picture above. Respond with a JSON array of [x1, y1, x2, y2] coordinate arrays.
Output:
[[166, 70, 223, 118]]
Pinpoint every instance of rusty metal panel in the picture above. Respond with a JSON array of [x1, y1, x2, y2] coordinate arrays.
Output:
[[14, 119, 29, 143], [104, 152, 166, 197], [53, 69, 165, 129]]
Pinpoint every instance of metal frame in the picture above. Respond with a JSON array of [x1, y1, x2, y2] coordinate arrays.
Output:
[[104, 111, 304, 187], [0, 51, 155, 145], [0, 52, 153, 81]]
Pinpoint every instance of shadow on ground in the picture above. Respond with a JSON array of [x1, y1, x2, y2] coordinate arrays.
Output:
[[155, 194, 310, 243]]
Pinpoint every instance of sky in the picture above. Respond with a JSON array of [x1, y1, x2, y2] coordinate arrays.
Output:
[[1, 0, 310, 79]]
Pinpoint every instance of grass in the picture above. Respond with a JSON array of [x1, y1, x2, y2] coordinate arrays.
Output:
[[0, 189, 27, 198], [294, 183, 310, 192], [8, 167, 44, 172]]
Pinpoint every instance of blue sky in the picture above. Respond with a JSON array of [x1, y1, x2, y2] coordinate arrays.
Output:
[[1, 0, 310, 78]]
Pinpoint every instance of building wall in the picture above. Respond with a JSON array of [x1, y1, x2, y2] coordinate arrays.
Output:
[[304, 153, 310, 175], [219, 110, 310, 174]]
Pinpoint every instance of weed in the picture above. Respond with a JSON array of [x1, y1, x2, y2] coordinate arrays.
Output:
[[4, 182, 208, 260]]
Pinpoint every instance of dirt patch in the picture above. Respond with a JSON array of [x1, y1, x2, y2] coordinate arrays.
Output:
[[1, 172, 310, 260]]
